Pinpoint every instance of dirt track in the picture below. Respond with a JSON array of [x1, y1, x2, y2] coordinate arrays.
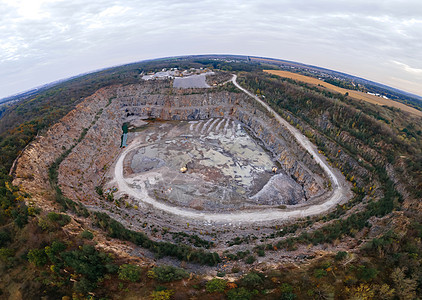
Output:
[[112, 75, 352, 224]]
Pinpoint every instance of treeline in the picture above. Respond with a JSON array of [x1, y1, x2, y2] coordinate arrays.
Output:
[[324, 77, 359, 91], [93, 212, 221, 266], [277, 176, 399, 249], [192, 59, 263, 72]]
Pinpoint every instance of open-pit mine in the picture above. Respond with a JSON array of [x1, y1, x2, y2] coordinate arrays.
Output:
[[12, 70, 351, 246]]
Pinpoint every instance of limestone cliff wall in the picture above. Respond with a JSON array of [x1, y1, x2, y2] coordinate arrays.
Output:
[[12, 87, 116, 209]]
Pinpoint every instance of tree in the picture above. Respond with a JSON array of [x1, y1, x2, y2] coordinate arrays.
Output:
[[61, 244, 117, 293], [245, 255, 256, 264], [0, 230, 11, 247], [150, 290, 174, 300], [227, 287, 252, 300], [356, 265, 378, 282], [118, 264, 142, 282], [240, 272, 263, 289], [27, 248, 48, 267], [391, 267, 417, 300], [149, 265, 189, 283], [280, 283, 296, 300], [80, 230, 94, 240], [376, 284, 395, 299], [0, 248, 14, 261], [206, 278, 227, 293], [345, 283, 374, 300]]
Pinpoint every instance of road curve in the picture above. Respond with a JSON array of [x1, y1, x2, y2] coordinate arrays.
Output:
[[113, 75, 350, 224]]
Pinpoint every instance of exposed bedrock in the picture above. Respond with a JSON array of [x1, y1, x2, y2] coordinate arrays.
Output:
[[11, 87, 117, 209]]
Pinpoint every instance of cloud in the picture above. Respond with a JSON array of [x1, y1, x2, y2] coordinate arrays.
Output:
[[392, 60, 422, 74], [0, 0, 421, 98]]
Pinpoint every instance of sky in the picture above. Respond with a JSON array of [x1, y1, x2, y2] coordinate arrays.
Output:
[[1, 0, 422, 99]]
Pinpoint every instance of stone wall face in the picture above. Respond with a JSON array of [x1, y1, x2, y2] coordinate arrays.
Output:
[[11, 87, 115, 209]]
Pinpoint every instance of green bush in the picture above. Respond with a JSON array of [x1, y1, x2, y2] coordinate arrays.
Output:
[[313, 268, 327, 278], [38, 212, 71, 232], [0, 248, 14, 261], [356, 265, 378, 282], [217, 271, 226, 277], [280, 292, 297, 300], [93, 212, 221, 266], [61, 244, 117, 293], [27, 248, 48, 267], [245, 255, 256, 264], [38, 216, 56, 232], [150, 290, 173, 300], [236, 250, 250, 259], [11, 206, 29, 228], [44, 241, 66, 263], [206, 278, 227, 293], [74, 277, 97, 294], [335, 251, 348, 261], [95, 186, 103, 196], [240, 272, 263, 289], [47, 212, 71, 226], [118, 264, 142, 282], [0, 231, 11, 247], [280, 283, 293, 293], [280, 283, 296, 300], [227, 287, 253, 300], [80, 230, 94, 240], [151, 265, 189, 283]]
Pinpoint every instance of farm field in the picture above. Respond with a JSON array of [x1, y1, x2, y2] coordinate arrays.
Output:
[[264, 69, 422, 117]]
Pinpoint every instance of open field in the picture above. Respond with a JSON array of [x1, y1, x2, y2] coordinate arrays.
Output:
[[265, 69, 422, 117]]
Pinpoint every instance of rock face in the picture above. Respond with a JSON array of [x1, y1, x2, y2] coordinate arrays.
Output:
[[11, 87, 116, 209], [250, 173, 305, 205], [12, 79, 327, 213]]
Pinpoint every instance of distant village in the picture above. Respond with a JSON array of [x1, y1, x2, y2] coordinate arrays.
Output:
[[366, 92, 389, 99], [141, 67, 212, 81]]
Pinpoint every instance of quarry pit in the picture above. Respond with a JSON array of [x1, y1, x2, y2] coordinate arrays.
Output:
[[12, 71, 352, 247]]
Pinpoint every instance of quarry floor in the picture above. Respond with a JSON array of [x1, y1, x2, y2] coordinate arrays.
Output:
[[112, 119, 305, 212]]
